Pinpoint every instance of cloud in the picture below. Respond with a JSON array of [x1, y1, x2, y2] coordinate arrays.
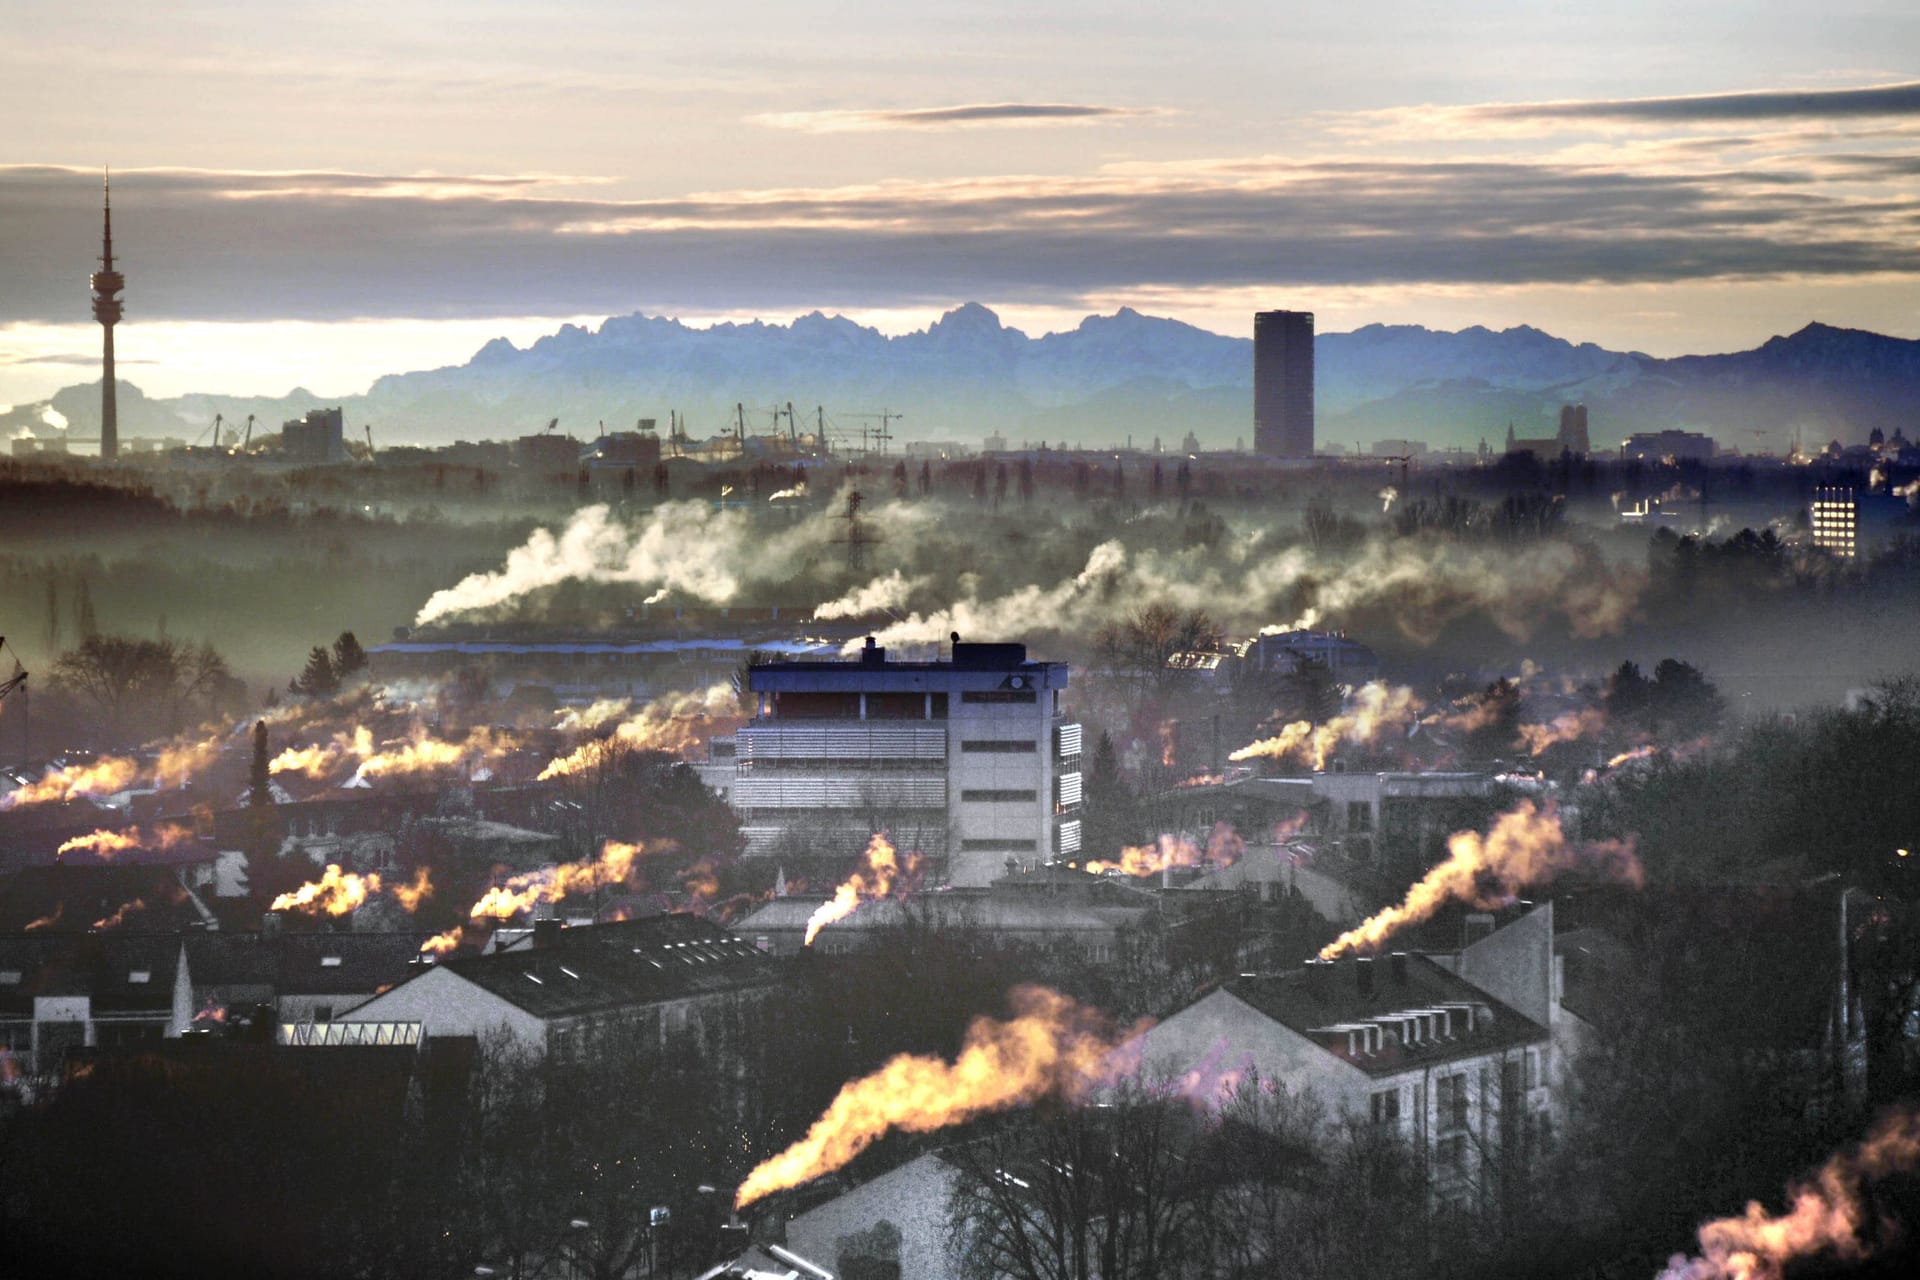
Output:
[[1473, 79, 1920, 125], [752, 103, 1171, 133], [6, 151, 1920, 327]]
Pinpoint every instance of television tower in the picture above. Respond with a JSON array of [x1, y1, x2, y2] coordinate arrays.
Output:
[[90, 168, 123, 461]]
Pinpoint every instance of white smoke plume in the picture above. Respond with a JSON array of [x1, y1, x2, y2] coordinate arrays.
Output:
[[813, 569, 931, 621]]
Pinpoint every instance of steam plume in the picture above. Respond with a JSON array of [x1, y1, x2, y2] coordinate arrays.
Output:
[[1084, 822, 1245, 877], [57, 825, 194, 859], [1320, 800, 1642, 958], [539, 684, 740, 776], [1230, 682, 1424, 770], [734, 985, 1135, 1207], [272, 864, 383, 916], [2, 756, 141, 808], [1657, 1107, 1920, 1280], [467, 840, 647, 920], [804, 833, 921, 945], [92, 898, 147, 930], [1515, 707, 1610, 755]]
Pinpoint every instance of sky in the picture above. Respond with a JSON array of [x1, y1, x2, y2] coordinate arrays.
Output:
[[4, 0, 1920, 404]]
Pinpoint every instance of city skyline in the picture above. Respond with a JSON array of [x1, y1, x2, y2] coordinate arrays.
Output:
[[4, 3, 1920, 404]]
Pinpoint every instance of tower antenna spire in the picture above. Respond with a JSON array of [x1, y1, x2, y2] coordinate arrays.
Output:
[[91, 165, 125, 460]]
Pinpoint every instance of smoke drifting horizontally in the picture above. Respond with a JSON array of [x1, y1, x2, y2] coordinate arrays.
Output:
[[804, 833, 922, 945], [1658, 1107, 1920, 1280], [1320, 800, 1642, 958], [734, 985, 1139, 1208]]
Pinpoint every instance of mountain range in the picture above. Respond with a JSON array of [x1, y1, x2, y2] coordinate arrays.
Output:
[[10, 304, 1920, 453]]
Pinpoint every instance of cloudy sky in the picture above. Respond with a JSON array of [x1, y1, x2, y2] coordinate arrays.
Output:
[[5, 0, 1920, 402]]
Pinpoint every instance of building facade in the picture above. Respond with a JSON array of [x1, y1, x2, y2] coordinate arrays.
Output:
[[1254, 310, 1315, 458], [728, 640, 1081, 886], [1811, 487, 1859, 559]]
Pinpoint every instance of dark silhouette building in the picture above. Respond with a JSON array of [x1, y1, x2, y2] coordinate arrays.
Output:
[[1254, 309, 1314, 458], [90, 170, 123, 461], [282, 407, 347, 464]]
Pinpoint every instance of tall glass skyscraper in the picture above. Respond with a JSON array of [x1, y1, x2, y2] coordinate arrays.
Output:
[[1254, 309, 1314, 458]]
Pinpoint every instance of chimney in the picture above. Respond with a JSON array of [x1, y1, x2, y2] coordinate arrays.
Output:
[[1390, 951, 1409, 985], [1354, 955, 1376, 998], [532, 918, 563, 949], [1305, 957, 1332, 999], [861, 636, 886, 667], [261, 911, 284, 938]]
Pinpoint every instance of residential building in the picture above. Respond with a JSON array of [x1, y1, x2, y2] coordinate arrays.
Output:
[[0, 934, 191, 1076], [732, 870, 1152, 958], [732, 639, 1080, 887], [1126, 948, 1552, 1216], [1254, 310, 1314, 458], [339, 914, 782, 1059], [1248, 629, 1381, 684]]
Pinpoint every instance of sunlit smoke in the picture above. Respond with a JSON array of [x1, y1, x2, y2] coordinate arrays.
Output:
[[391, 867, 433, 912], [553, 698, 633, 733], [2, 755, 141, 809], [1379, 486, 1398, 513], [813, 569, 930, 621], [735, 985, 1139, 1207], [24, 905, 63, 932], [1515, 707, 1610, 755], [272, 723, 511, 784], [1606, 744, 1661, 769], [415, 501, 828, 624], [1230, 682, 1425, 770], [539, 684, 742, 776], [1084, 822, 1245, 877], [767, 482, 807, 502], [421, 926, 465, 956], [804, 833, 922, 946], [1320, 800, 1642, 958], [57, 824, 194, 860], [272, 864, 383, 916], [92, 898, 147, 930], [467, 841, 647, 920], [153, 733, 224, 788], [1657, 1107, 1920, 1280]]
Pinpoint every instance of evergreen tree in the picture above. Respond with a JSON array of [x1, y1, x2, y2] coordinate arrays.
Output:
[[250, 720, 271, 808], [331, 631, 369, 682], [290, 646, 338, 698]]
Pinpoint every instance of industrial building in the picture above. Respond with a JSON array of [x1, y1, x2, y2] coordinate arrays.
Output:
[[281, 408, 348, 465], [720, 639, 1081, 886], [1254, 309, 1315, 458], [1811, 486, 1860, 558]]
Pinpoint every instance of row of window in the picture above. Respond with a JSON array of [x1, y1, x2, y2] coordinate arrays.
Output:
[[960, 789, 1039, 803]]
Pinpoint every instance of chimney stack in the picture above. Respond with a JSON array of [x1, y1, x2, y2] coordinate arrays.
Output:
[[1390, 951, 1409, 985], [1305, 957, 1332, 999], [533, 918, 563, 949], [1354, 955, 1375, 998]]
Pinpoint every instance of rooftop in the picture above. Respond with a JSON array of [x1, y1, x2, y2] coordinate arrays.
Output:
[[1223, 953, 1546, 1077], [427, 913, 779, 1020]]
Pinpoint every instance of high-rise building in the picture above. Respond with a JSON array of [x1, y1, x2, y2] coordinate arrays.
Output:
[[725, 638, 1081, 887], [90, 170, 123, 461], [1811, 488, 1859, 559], [1254, 309, 1314, 458]]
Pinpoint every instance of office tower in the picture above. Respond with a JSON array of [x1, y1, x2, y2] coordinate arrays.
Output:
[[1254, 309, 1314, 458]]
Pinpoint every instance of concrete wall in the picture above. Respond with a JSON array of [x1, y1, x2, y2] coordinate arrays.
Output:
[[785, 1153, 961, 1280]]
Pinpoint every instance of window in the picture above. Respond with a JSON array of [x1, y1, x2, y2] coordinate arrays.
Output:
[[961, 740, 1037, 753], [1438, 1134, 1467, 1175], [1437, 1072, 1468, 1131], [127, 970, 151, 984], [1370, 1088, 1400, 1125], [1524, 1048, 1540, 1089], [0, 971, 19, 986], [962, 690, 1036, 704], [1346, 801, 1373, 831], [320, 956, 343, 968], [961, 789, 1038, 803], [314, 1005, 334, 1023], [959, 839, 1038, 852]]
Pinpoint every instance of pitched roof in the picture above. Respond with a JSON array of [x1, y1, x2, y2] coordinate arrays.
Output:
[[0, 933, 183, 1016], [1221, 954, 1547, 1077], [431, 913, 779, 1020], [734, 892, 1145, 937], [184, 931, 441, 996]]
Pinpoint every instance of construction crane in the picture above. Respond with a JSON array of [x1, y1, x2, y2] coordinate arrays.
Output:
[[544, 417, 560, 434], [364, 423, 375, 460], [196, 413, 224, 448], [242, 414, 255, 451], [0, 636, 26, 762], [842, 410, 902, 455]]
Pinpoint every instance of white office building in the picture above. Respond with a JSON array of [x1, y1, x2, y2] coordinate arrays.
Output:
[[723, 639, 1081, 886]]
